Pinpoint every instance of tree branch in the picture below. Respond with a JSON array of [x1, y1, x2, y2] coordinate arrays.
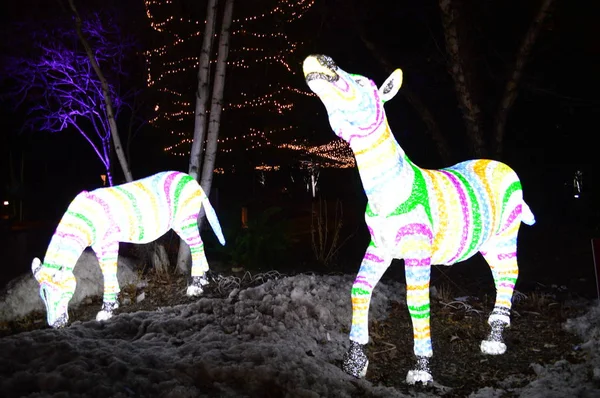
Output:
[[438, 0, 486, 157], [493, 0, 555, 157]]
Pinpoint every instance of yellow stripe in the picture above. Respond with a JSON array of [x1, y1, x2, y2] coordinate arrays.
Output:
[[354, 128, 392, 156], [407, 282, 430, 291]]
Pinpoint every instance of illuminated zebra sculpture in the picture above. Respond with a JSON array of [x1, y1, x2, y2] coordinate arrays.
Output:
[[32, 171, 225, 328], [303, 55, 535, 384]]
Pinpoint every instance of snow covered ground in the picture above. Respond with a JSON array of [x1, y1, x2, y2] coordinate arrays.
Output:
[[1, 271, 600, 397]]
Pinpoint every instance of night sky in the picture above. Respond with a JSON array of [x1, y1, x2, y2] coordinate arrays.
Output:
[[1, 0, 599, 230]]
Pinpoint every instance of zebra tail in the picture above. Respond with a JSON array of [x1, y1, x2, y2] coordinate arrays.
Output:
[[202, 195, 226, 245], [521, 201, 536, 226]]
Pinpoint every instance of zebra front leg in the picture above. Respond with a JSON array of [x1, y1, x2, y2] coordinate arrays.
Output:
[[480, 235, 519, 355], [342, 244, 390, 378], [174, 217, 210, 296], [404, 257, 434, 385], [93, 241, 121, 321]]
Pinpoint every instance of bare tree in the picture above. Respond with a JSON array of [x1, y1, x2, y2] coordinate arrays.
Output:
[[68, 0, 133, 182], [175, 0, 220, 274], [439, 0, 556, 158], [492, 0, 555, 157], [2, 12, 137, 186], [199, 0, 235, 202]]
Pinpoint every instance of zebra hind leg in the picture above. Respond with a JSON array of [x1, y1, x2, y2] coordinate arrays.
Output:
[[174, 218, 210, 296], [480, 235, 520, 355]]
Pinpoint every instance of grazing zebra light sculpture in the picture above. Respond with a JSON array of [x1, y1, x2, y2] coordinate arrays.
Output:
[[303, 55, 535, 384], [32, 171, 225, 328]]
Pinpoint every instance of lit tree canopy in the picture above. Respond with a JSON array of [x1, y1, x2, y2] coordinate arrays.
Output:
[[144, 0, 353, 171]]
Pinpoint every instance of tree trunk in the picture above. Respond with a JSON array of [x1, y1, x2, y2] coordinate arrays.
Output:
[[176, 0, 220, 274], [438, 0, 486, 158], [199, 0, 234, 204], [493, 0, 555, 158], [358, 32, 453, 165], [67, 0, 133, 183]]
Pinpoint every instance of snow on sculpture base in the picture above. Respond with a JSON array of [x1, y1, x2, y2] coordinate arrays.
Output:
[[406, 370, 433, 385], [481, 340, 507, 355], [0, 250, 142, 323]]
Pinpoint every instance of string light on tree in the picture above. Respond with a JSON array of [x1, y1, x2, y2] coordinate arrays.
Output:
[[143, 0, 318, 163], [279, 139, 356, 168]]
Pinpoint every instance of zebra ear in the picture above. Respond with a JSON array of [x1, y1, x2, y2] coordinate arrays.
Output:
[[379, 68, 403, 103], [32, 257, 43, 279]]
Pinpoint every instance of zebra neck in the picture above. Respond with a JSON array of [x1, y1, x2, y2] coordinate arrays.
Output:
[[43, 207, 94, 272], [44, 234, 88, 272], [352, 123, 410, 214]]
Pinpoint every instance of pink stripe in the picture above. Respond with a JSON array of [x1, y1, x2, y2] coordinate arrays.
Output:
[[499, 204, 522, 234], [346, 90, 384, 144], [364, 252, 384, 263], [55, 231, 87, 247], [395, 223, 433, 243], [439, 171, 469, 262], [164, 172, 178, 221], [405, 258, 431, 267], [498, 252, 517, 261], [498, 282, 515, 289], [354, 276, 373, 289], [182, 214, 199, 223]]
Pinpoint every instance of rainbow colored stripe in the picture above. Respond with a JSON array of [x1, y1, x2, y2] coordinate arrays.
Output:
[[35, 171, 224, 322], [304, 54, 534, 380]]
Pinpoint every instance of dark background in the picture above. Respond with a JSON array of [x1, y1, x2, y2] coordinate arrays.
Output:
[[0, 0, 599, 295]]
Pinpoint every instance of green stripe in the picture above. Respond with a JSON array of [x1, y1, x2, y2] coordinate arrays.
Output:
[[66, 211, 97, 242], [446, 170, 483, 261], [351, 287, 370, 296], [173, 175, 194, 217], [408, 303, 430, 313], [115, 186, 144, 241], [498, 181, 522, 233], [43, 263, 62, 270], [409, 312, 430, 320], [181, 222, 198, 230], [386, 158, 433, 225], [501, 181, 522, 216]]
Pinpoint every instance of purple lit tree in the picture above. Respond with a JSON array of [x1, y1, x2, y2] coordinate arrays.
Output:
[[3, 12, 139, 186]]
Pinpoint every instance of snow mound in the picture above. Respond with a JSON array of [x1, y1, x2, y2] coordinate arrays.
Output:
[[0, 274, 421, 398], [0, 249, 142, 322], [470, 302, 600, 398]]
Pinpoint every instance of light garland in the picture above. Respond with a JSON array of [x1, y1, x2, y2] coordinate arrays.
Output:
[[279, 139, 356, 168], [303, 54, 536, 384], [143, 0, 318, 163], [32, 171, 225, 328]]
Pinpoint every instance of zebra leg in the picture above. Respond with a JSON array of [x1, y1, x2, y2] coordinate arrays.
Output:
[[479, 231, 520, 355], [173, 215, 210, 296], [404, 257, 434, 385], [342, 244, 390, 378], [93, 241, 121, 321]]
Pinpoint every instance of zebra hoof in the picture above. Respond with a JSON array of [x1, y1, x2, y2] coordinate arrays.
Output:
[[406, 369, 433, 385], [342, 341, 369, 378], [481, 339, 507, 355]]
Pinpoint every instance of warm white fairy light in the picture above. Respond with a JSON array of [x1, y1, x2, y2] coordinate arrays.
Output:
[[280, 139, 356, 169], [143, 0, 317, 163]]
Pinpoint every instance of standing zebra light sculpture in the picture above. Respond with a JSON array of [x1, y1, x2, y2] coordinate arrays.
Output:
[[32, 171, 225, 328], [303, 55, 535, 384]]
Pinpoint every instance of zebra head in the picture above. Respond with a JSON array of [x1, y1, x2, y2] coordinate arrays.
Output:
[[303, 54, 403, 143], [32, 257, 76, 328]]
